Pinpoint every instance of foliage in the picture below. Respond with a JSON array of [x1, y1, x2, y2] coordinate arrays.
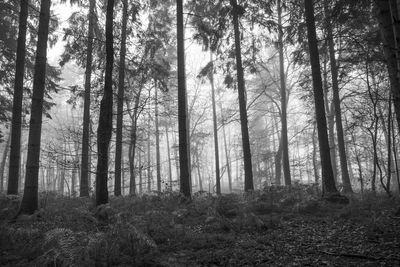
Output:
[[1, 190, 399, 266]]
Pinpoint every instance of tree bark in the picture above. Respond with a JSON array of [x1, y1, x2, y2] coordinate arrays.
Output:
[[8, 0, 29, 195], [80, 0, 95, 197], [1, 133, 11, 192], [95, 0, 114, 206], [277, 0, 291, 187], [210, 52, 221, 195], [304, 0, 338, 195], [221, 108, 232, 193], [231, 0, 254, 191], [376, 0, 400, 133], [19, 0, 51, 214], [322, 57, 338, 182], [165, 125, 173, 189], [155, 85, 161, 191], [114, 0, 128, 197], [177, 0, 191, 197], [324, 0, 353, 193]]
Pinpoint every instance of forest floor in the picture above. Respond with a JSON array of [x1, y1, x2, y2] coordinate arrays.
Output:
[[1, 186, 400, 266]]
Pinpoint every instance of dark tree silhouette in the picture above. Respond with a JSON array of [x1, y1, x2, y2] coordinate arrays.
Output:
[[277, 0, 291, 187], [7, 0, 29, 195], [80, 0, 95, 197], [304, 0, 338, 195], [19, 0, 52, 214], [231, 0, 254, 191], [177, 0, 191, 197], [115, 0, 128, 196], [95, 0, 114, 205]]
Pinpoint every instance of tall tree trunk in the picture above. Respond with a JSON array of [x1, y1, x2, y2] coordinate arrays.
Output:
[[221, 109, 232, 193], [275, 138, 282, 185], [231, 0, 254, 191], [114, 0, 128, 197], [366, 62, 378, 192], [165, 125, 173, 189], [304, 0, 338, 195], [312, 123, 320, 184], [155, 85, 161, 191], [177, 0, 191, 197], [173, 131, 180, 188], [376, 1, 400, 132], [1, 133, 11, 192], [195, 150, 203, 191], [277, 0, 291, 186], [19, 0, 51, 214], [322, 57, 338, 182], [210, 52, 221, 195], [147, 108, 152, 192], [95, 0, 114, 206], [324, 0, 353, 193], [80, 0, 95, 197], [139, 149, 142, 194], [8, 0, 29, 195]]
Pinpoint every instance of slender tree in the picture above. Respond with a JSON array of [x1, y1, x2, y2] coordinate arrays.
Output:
[[177, 0, 191, 197], [1, 133, 11, 192], [115, 0, 128, 196], [80, 0, 95, 197], [7, 0, 29, 195], [19, 0, 51, 214], [155, 83, 161, 191], [324, 0, 353, 193], [231, 0, 253, 191], [209, 53, 221, 194], [304, 0, 338, 195], [277, 0, 291, 186], [95, 0, 114, 206]]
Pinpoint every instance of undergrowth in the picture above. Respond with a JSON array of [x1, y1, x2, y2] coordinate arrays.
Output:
[[0, 185, 399, 266]]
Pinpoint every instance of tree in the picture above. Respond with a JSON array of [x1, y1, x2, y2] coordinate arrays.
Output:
[[176, 0, 191, 197], [324, 0, 353, 193], [277, 0, 291, 187], [231, 0, 254, 191], [7, 0, 29, 195], [95, 0, 114, 206], [304, 0, 338, 196], [19, 0, 52, 215], [80, 0, 95, 197], [209, 53, 221, 194], [375, 0, 400, 133], [114, 0, 128, 196]]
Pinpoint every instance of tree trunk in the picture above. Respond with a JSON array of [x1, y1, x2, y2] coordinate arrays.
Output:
[[8, 0, 29, 195], [277, 0, 291, 187], [95, 0, 114, 206], [376, 1, 400, 132], [147, 109, 152, 192], [80, 0, 95, 198], [155, 85, 161, 191], [322, 57, 338, 182], [1, 133, 11, 192], [165, 125, 173, 189], [114, 0, 128, 197], [210, 52, 221, 195], [177, 0, 191, 197], [312, 123, 320, 184], [304, 0, 338, 195], [275, 138, 282, 185], [19, 0, 51, 214], [231, 0, 254, 191], [195, 150, 203, 191], [139, 149, 142, 194], [324, 0, 353, 193], [221, 109, 232, 193]]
